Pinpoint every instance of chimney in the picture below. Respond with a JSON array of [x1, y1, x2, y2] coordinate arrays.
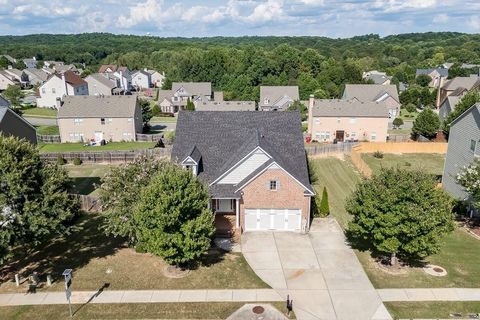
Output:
[[307, 94, 315, 135], [55, 97, 62, 109]]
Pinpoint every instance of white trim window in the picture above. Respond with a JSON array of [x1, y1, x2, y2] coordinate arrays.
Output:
[[371, 132, 377, 141], [122, 132, 133, 140], [470, 139, 477, 153], [127, 118, 133, 123], [74, 118, 83, 126], [349, 117, 357, 124], [269, 180, 279, 191]]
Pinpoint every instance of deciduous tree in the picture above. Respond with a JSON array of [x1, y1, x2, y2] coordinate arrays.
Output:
[[412, 108, 440, 139]]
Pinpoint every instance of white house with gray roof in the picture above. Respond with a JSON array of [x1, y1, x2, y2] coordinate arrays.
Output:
[[442, 103, 480, 215], [259, 86, 299, 111], [342, 84, 400, 121], [158, 82, 213, 114], [131, 70, 151, 89], [57, 95, 142, 143], [85, 73, 118, 96]]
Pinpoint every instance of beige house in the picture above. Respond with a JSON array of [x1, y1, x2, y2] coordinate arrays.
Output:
[[307, 96, 389, 143], [438, 75, 480, 107], [85, 73, 118, 96], [57, 95, 142, 143]]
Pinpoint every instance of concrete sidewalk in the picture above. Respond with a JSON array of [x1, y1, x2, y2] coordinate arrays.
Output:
[[378, 288, 480, 302], [0, 289, 282, 306]]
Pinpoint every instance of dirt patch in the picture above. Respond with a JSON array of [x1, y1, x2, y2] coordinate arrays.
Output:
[[375, 261, 410, 275], [287, 269, 305, 280], [163, 265, 191, 279]]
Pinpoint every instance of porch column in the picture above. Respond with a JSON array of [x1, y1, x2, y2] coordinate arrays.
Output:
[[235, 199, 240, 228]]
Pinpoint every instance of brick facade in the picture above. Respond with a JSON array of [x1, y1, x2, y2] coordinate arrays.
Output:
[[238, 168, 311, 231]]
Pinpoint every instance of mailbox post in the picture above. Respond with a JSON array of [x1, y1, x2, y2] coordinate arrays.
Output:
[[62, 269, 73, 317]]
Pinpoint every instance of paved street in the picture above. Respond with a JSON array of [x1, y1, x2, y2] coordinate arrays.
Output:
[[242, 218, 392, 320]]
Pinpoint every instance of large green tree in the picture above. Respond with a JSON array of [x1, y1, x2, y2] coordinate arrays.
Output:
[[412, 108, 440, 139], [347, 168, 453, 265], [2, 85, 24, 108], [138, 98, 152, 131], [443, 91, 480, 136], [98, 157, 165, 244], [134, 163, 214, 266], [0, 135, 78, 263], [287, 100, 308, 121]]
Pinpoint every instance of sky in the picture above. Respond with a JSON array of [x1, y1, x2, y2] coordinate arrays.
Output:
[[0, 0, 479, 38]]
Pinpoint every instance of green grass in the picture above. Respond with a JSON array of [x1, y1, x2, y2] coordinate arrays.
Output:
[[362, 153, 445, 179], [151, 116, 177, 123], [0, 214, 268, 293], [385, 301, 480, 319], [399, 108, 419, 121], [38, 142, 156, 153], [64, 164, 114, 195], [309, 157, 360, 228], [22, 108, 57, 118], [35, 125, 59, 135], [357, 228, 480, 288], [0, 302, 294, 320]]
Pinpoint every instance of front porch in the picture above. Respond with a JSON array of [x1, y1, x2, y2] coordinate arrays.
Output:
[[212, 198, 241, 238]]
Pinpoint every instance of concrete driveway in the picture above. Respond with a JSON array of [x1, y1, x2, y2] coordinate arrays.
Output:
[[241, 218, 391, 320]]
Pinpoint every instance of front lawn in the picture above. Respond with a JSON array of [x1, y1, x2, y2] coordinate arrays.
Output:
[[309, 157, 360, 228], [385, 301, 480, 319], [0, 214, 267, 293], [357, 228, 480, 288], [65, 164, 114, 195], [22, 108, 57, 118], [38, 142, 156, 153], [0, 302, 292, 320], [362, 153, 445, 179], [35, 125, 59, 135]]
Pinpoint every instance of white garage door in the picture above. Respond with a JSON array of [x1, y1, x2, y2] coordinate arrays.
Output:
[[244, 209, 301, 231]]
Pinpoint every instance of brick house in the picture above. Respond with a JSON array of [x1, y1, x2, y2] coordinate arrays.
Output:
[[171, 111, 314, 235]]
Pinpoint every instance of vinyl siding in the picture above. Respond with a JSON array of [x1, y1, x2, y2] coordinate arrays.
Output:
[[217, 149, 270, 184]]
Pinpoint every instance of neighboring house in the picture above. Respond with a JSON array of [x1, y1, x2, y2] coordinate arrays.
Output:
[[259, 86, 299, 111], [131, 70, 151, 89], [0, 105, 37, 144], [307, 97, 389, 143], [111, 70, 132, 92], [158, 82, 213, 114], [0, 95, 10, 107], [172, 111, 314, 233], [438, 88, 468, 122], [461, 63, 480, 70], [57, 95, 142, 143], [85, 73, 118, 96], [23, 58, 37, 69], [2, 55, 16, 65], [4, 69, 29, 87], [342, 84, 401, 120], [362, 70, 391, 85], [442, 103, 480, 215], [24, 68, 49, 86], [442, 63, 454, 69], [43, 61, 64, 68], [0, 70, 17, 90], [145, 69, 165, 88], [98, 65, 128, 74], [438, 75, 480, 107], [196, 100, 256, 111], [53, 64, 78, 74], [415, 68, 448, 88], [37, 71, 89, 108]]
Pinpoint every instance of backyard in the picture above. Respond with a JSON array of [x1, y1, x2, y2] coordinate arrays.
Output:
[[35, 125, 59, 135], [22, 108, 57, 118], [65, 164, 114, 195], [38, 141, 156, 153]]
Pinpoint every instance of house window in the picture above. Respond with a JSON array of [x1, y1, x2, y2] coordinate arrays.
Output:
[[470, 139, 477, 153], [122, 132, 132, 140], [101, 118, 105, 125], [127, 118, 133, 123], [74, 118, 83, 125], [349, 117, 357, 124], [107, 118, 113, 124], [264, 98, 270, 104], [314, 118, 320, 124], [269, 180, 278, 191], [371, 132, 377, 141], [41, 88, 46, 94], [351, 132, 357, 138], [51, 88, 56, 94], [337, 118, 341, 123]]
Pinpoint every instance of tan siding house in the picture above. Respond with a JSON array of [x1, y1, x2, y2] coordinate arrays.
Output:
[[57, 96, 142, 143]]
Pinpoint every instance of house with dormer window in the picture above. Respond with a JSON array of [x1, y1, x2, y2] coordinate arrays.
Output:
[[259, 86, 299, 111], [158, 82, 213, 114]]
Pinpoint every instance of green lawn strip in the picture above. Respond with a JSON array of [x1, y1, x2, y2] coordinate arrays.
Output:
[[35, 125, 59, 135], [0, 302, 294, 320], [309, 157, 360, 228], [38, 142, 156, 153], [357, 228, 480, 288], [151, 116, 177, 123], [64, 164, 114, 195], [385, 301, 480, 319], [22, 108, 57, 118], [0, 214, 268, 293], [361, 153, 445, 178], [399, 109, 419, 121]]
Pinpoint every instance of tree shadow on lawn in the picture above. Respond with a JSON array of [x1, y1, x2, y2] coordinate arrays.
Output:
[[0, 214, 126, 286], [70, 177, 102, 195]]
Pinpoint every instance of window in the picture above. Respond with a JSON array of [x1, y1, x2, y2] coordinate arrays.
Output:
[[74, 118, 83, 125], [264, 98, 270, 104], [351, 132, 357, 138], [107, 118, 113, 124], [41, 88, 46, 94], [337, 118, 341, 123], [122, 132, 133, 140], [101, 118, 105, 125], [51, 88, 56, 94], [314, 118, 320, 124], [349, 118, 357, 124], [269, 180, 277, 191], [371, 132, 377, 141], [127, 118, 133, 123], [69, 133, 84, 142], [470, 139, 477, 153]]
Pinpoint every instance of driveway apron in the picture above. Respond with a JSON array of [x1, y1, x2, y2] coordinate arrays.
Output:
[[241, 218, 392, 320]]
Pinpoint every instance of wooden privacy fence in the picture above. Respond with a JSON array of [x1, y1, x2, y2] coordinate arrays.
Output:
[[305, 142, 358, 157], [36, 134, 61, 143], [136, 133, 164, 142], [40, 147, 172, 164], [73, 194, 101, 212], [387, 135, 411, 143]]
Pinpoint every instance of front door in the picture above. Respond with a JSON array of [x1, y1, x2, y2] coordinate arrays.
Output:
[[336, 130, 345, 142]]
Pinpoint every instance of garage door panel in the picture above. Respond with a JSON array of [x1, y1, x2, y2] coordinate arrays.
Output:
[[244, 208, 301, 231]]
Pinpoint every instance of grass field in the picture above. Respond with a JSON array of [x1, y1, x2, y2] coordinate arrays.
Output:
[[399, 109, 419, 121], [309, 157, 360, 228], [362, 153, 445, 179], [0, 302, 293, 320], [22, 108, 57, 118], [35, 125, 59, 135], [151, 116, 177, 123], [38, 142, 156, 153], [0, 214, 267, 293], [385, 301, 480, 319], [64, 164, 114, 195]]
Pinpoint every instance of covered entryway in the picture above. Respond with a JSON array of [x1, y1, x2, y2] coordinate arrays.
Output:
[[244, 209, 301, 231], [335, 130, 345, 142]]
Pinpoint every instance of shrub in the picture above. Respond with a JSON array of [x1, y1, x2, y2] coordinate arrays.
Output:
[[319, 187, 330, 217], [164, 130, 176, 144], [151, 104, 161, 116], [373, 151, 384, 159], [404, 161, 412, 167], [412, 108, 440, 140], [392, 117, 404, 129], [405, 103, 417, 113], [56, 155, 66, 165], [73, 157, 82, 165]]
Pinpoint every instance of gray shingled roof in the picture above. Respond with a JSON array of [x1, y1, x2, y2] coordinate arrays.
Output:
[[416, 68, 449, 77], [172, 82, 211, 97], [24, 68, 48, 82], [0, 95, 10, 107], [312, 99, 389, 118], [196, 100, 256, 111], [365, 74, 391, 84], [57, 95, 138, 119], [442, 75, 480, 91], [171, 111, 313, 197], [85, 73, 117, 89], [260, 86, 299, 106], [343, 84, 400, 103]]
